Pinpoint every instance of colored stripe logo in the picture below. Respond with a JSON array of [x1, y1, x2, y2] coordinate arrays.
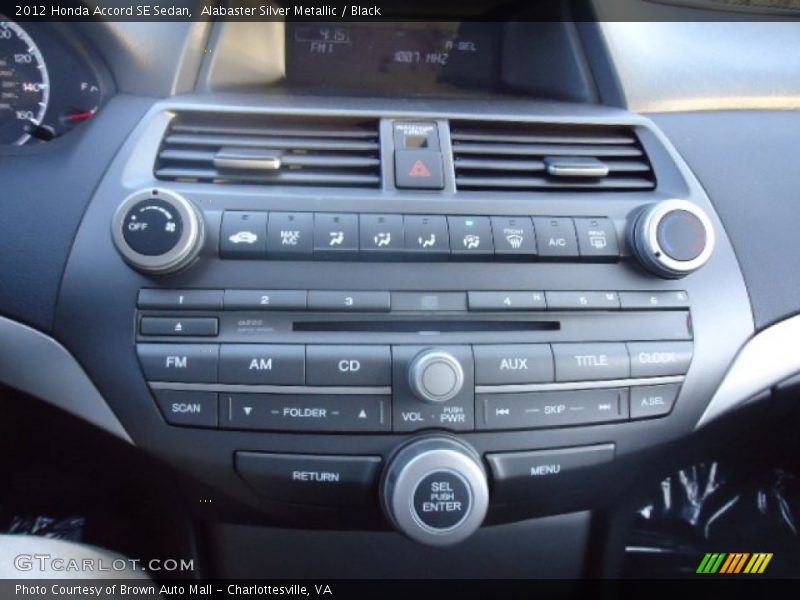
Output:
[[697, 553, 773, 574]]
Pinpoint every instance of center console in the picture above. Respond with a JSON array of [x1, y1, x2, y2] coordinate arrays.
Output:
[[52, 94, 751, 546]]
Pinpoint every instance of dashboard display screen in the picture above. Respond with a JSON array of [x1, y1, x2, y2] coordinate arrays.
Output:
[[285, 23, 502, 93]]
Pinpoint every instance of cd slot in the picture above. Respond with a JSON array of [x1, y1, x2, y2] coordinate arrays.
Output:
[[293, 321, 560, 333]]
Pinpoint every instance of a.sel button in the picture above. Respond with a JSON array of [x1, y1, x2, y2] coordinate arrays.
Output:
[[153, 390, 218, 428], [306, 345, 391, 386], [220, 394, 390, 432], [630, 383, 681, 419], [219, 345, 304, 385], [628, 342, 693, 377], [235, 452, 382, 507], [473, 345, 554, 385], [486, 444, 615, 503], [137, 344, 218, 383], [553, 343, 629, 382], [478, 388, 628, 430]]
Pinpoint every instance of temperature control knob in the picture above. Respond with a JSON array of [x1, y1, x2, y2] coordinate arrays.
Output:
[[382, 437, 489, 546], [112, 189, 204, 274], [407, 349, 465, 403], [630, 199, 715, 279]]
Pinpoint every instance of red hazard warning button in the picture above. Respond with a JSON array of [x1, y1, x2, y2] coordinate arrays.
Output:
[[395, 150, 445, 190], [408, 160, 432, 178]]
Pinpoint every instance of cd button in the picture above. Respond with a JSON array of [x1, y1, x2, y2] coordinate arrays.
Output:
[[306, 345, 392, 386]]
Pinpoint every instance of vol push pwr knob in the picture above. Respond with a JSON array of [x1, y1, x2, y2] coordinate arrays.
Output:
[[382, 437, 489, 546], [630, 199, 715, 279], [112, 188, 204, 274]]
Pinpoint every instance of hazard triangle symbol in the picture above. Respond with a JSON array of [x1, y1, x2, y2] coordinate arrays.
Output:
[[408, 160, 432, 178]]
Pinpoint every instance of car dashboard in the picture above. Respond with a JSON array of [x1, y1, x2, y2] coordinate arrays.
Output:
[[1, 0, 800, 583]]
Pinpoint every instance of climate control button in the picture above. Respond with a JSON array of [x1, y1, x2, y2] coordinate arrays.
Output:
[[112, 189, 204, 274], [630, 199, 715, 278]]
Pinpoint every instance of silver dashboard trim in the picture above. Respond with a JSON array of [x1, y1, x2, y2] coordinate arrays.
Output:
[[476, 375, 685, 394], [0, 316, 133, 444], [150, 382, 392, 395], [696, 313, 800, 429]]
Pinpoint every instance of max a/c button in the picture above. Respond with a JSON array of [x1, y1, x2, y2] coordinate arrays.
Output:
[[235, 452, 382, 507]]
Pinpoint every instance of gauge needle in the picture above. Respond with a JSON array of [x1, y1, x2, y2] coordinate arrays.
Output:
[[65, 110, 96, 122]]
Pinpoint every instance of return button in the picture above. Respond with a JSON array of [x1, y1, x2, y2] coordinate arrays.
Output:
[[236, 452, 382, 507]]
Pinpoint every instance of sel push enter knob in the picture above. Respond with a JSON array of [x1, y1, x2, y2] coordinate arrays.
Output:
[[112, 188, 204, 274], [407, 349, 465, 404], [382, 437, 489, 546], [630, 199, 715, 279]]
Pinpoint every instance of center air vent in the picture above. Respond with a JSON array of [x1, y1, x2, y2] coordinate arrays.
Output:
[[155, 113, 381, 188], [450, 121, 655, 191]]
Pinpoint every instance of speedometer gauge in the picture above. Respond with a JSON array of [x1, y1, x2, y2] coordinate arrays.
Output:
[[0, 19, 49, 145]]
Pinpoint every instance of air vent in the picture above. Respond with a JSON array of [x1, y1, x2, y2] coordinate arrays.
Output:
[[451, 121, 656, 191], [155, 113, 381, 188]]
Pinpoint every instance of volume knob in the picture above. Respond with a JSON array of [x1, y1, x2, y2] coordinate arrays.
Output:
[[112, 188, 204, 275], [407, 349, 465, 404], [630, 199, 715, 279]]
